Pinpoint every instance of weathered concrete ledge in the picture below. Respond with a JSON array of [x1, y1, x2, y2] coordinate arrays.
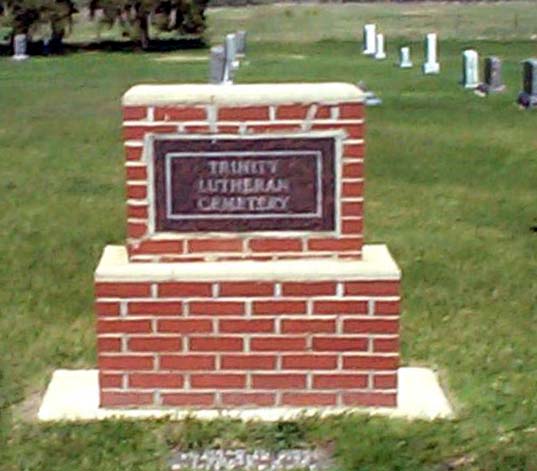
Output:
[[95, 244, 401, 282], [122, 83, 364, 107]]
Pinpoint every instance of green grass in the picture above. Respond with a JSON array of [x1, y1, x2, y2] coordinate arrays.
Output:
[[1, 3, 537, 470]]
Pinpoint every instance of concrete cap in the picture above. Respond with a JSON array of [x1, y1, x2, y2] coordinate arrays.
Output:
[[122, 83, 364, 106], [95, 244, 400, 282]]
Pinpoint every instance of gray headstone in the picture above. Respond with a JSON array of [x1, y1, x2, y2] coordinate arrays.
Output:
[[235, 30, 247, 57], [223, 33, 239, 83], [12, 34, 29, 61], [484, 56, 505, 92], [517, 59, 537, 108], [209, 45, 226, 84]]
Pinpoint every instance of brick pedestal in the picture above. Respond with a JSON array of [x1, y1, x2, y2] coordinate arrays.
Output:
[[95, 83, 402, 409]]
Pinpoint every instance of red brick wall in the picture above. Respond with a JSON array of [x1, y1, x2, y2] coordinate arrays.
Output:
[[96, 278, 399, 408], [123, 101, 365, 263]]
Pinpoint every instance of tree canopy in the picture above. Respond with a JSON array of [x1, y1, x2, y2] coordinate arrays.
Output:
[[0, 0, 208, 51]]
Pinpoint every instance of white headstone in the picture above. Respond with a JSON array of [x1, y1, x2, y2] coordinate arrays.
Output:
[[423, 33, 440, 74], [462, 50, 479, 89], [209, 45, 226, 84], [362, 24, 376, 56], [399, 46, 413, 68], [12, 34, 29, 61], [374, 34, 386, 60]]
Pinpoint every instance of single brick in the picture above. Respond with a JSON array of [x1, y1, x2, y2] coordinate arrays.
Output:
[[99, 372, 122, 388], [343, 355, 399, 370], [127, 222, 147, 238], [129, 373, 184, 388], [218, 106, 269, 121], [188, 239, 243, 253], [189, 301, 244, 316], [128, 301, 182, 316], [95, 301, 120, 317], [95, 282, 151, 298], [281, 355, 337, 370], [190, 374, 246, 389], [127, 205, 148, 219], [128, 337, 182, 352], [123, 106, 147, 120], [252, 374, 306, 389], [342, 392, 397, 407], [250, 337, 306, 351], [158, 282, 212, 297], [157, 319, 213, 334], [189, 337, 243, 352], [161, 393, 215, 406], [343, 319, 399, 334], [133, 240, 183, 255], [373, 374, 398, 389], [126, 184, 147, 199], [253, 301, 306, 315], [342, 162, 364, 178], [98, 355, 154, 370], [160, 355, 215, 370], [275, 104, 309, 120], [342, 219, 363, 234], [219, 282, 274, 297], [344, 281, 399, 296], [123, 125, 176, 140], [339, 103, 365, 119], [97, 319, 152, 334], [125, 146, 143, 161], [126, 165, 147, 180], [341, 201, 364, 217], [221, 392, 276, 407], [97, 337, 122, 352], [281, 319, 335, 334], [313, 301, 368, 315], [281, 282, 336, 296], [154, 106, 206, 121], [249, 238, 302, 252], [315, 105, 332, 119], [218, 125, 241, 133], [373, 337, 399, 353], [220, 354, 276, 370], [343, 143, 365, 159], [342, 182, 364, 198], [100, 391, 153, 407], [308, 238, 361, 252], [219, 319, 274, 334], [312, 337, 368, 352], [312, 374, 368, 389], [375, 301, 400, 315], [281, 393, 337, 406]]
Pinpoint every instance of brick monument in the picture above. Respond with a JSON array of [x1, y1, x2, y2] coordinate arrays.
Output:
[[94, 83, 401, 409]]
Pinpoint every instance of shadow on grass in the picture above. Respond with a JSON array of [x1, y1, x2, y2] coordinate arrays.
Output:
[[0, 37, 207, 56]]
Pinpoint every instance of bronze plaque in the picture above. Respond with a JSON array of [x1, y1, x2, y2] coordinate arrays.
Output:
[[152, 136, 336, 232]]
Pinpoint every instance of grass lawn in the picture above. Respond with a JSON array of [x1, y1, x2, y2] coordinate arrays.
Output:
[[1, 2, 537, 470]]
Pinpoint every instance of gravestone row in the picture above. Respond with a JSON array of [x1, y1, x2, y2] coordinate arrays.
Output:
[[361, 23, 536, 108]]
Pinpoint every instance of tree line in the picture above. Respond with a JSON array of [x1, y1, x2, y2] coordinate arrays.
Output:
[[0, 0, 209, 51]]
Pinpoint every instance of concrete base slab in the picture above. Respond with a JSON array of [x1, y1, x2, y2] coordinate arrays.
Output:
[[38, 367, 452, 422]]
